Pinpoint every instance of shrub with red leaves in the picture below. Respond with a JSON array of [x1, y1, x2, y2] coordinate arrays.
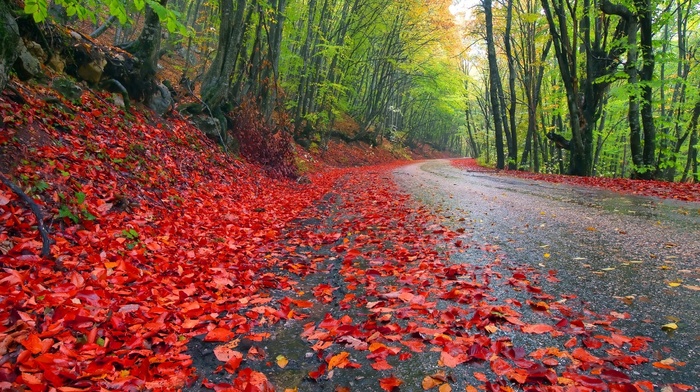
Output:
[[229, 102, 297, 178]]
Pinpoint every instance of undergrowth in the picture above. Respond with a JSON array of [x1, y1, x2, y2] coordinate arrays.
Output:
[[229, 103, 297, 179]]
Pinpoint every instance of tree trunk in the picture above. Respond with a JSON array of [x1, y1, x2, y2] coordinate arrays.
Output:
[[260, 0, 287, 121], [484, 0, 505, 169], [201, 0, 248, 112], [0, 0, 20, 92], [504, 0, 518, 169], [123, 0, 168, 101], [635, 0, 656, 177]]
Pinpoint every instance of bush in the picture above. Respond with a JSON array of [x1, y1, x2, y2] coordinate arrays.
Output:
[[229, 102, 297, 179]]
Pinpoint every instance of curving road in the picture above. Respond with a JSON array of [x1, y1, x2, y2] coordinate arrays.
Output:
[[394, 159, 700, 386]]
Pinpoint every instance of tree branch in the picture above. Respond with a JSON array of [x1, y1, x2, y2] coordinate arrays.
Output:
[[546, 132, 572, 150], [0, 172, 52, 257]]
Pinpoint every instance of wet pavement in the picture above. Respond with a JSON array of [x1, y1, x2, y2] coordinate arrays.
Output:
[[185, 160, 700, 391], [394, 159, 700, 386]]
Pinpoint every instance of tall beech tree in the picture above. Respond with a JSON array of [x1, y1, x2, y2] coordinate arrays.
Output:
[[600, 0, 656, 178], [483, 0, 507, 169], [539, 0, 626, 176]]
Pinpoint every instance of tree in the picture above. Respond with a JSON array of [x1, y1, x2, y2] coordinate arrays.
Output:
[[122, 0, 169, 101], [200, 0, 249, 113], [483, 0, 507, 169], [0, 0, 20, 92], [600, 0, 656, 179], [540, 0, 626, 175]]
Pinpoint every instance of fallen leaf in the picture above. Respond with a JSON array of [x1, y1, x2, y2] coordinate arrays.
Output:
[[204, 328, 236, 342], [328, 352, 350, 370], [276, 355, 289, 368], [661, 323, 678, 331], [371, 360, 393, 370], [522, 324, 554, 334], [213, 345, 238, 362], [422, 375, 442, 390], [379, 376, 403, 391]]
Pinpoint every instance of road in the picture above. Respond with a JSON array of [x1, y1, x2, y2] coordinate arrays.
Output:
[[186, 159, 699, 391], [394, 159, 700, 386]]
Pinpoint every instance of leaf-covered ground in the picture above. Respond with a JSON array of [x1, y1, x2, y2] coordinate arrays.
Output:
[[0, 88, 695, 391], [451, 158, 700, 203]]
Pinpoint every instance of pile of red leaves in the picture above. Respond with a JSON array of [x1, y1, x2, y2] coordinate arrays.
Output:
[[0, 86, 347, 390], [451, 158, 700, 202]]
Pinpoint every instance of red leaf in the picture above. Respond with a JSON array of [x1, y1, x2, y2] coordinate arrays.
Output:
[[204, 328, 236, 342], [233, 368, 274, 392], [521, 324, 554, 334], [309, 364, 327, 380], [473, 372, 488, 382], [440, 351, 467, 368], [328, 352, 350, 370], [490, 358, 512, 376], [401, 339, 425, 353], [600, 368, 631, 383], [213, 346, 239, 362], [652, 361, 676, 370], [19, 333, 43, 355], [572, 347, 604, 365], [224, 352, 244, 373], [372, 360, 393, 370], [379, 376, 403, 391]]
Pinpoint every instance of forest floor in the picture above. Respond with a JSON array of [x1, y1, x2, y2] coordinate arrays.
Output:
[[1, 80, 698, 391]]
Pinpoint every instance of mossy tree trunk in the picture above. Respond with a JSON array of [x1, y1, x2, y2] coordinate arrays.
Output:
[[0, 0, 20, 92], [123, 0, 168, 101]]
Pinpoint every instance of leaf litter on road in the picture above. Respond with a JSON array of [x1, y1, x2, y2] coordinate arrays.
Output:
[[0, 90, 694, 391]]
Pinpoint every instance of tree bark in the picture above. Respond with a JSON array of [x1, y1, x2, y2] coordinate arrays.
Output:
[[484, 0, 506, 169], [201, 0, 248, 113], [0, 0, 20, 92], [123, 0, 169, 101], [504, 0, 518, 169]]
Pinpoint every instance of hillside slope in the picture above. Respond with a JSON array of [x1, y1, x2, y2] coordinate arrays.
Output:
[[0, 81, 360, 389]]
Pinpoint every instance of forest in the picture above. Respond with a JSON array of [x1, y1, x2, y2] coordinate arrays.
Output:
[[2, 0, 700, 390], [1, 0, 698, 181], [2, 0, 699, 181], [458, 0, 700, 180]]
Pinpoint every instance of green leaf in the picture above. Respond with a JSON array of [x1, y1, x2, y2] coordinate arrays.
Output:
[[75, 191, 86, 204]]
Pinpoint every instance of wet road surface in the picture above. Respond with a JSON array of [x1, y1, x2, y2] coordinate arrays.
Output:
[[394, 159, 700, 386], [186, 160, 699, 391]]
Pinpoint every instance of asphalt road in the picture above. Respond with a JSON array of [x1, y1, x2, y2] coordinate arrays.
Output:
[[394, 159, 700, 386]]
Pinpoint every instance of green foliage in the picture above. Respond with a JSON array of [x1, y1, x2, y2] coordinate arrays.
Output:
[[120, 228, 140, 249], [24, 0, 188, 35], [121, 228, 139, 240], [57, 191, 96, 224]]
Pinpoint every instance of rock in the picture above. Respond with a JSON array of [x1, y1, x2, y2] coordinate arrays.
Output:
[[191, 115, 222, 141], [296, 175, 311, 184], [52, 78, 83, 101], [112, 93, 125, 108], [148, 82, 173, 116], [0, 1, 20, 91], [77, 57, 107, 83], [47, 54, 65, 73], [24, 40, 46, 63], [13, 39, 41, 80]]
